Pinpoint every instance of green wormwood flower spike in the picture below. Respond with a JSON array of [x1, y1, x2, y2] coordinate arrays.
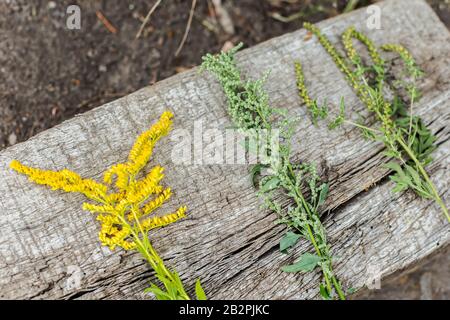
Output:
[[296, 23, 449, 222], [11, 111, 207, 300], [202, 44, 347, 300]]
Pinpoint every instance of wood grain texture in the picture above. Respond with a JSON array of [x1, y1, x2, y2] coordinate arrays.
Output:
[[0, 0, 449, 299]]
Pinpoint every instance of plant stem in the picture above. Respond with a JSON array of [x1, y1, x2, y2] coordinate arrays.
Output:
[[293, 199, 333, 295], [344, 120, 380, 133], [287, 164, 345, 300], [356, 70, 449, 221], [396, 137, 450, 222], [344, 0, 359, 13], [331, 275, 346, 300], [408, 94, 414, 138], [117, 213, 191, 300]]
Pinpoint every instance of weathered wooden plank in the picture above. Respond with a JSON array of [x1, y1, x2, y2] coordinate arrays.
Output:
[[0, 0, 448, 299]]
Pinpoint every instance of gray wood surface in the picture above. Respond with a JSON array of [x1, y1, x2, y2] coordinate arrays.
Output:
[[0, 0, 448, 299]]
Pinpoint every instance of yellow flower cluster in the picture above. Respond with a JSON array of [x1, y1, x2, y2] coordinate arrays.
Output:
[[141, 206, 187, 231], [294, 61, 314, 110], [134, 187, 172, 220], [10, 160, 108, 200], [381, 43, 423, 78], [10, 111, 187, 251], [342, 27, 384, 67], [303, 23, 373, 109], [302, 24, 401, 120], [104, 111, 173, 190], [381, 44, 413, 64], [97, 213, 136, 250], [303, 22, 355, 84]]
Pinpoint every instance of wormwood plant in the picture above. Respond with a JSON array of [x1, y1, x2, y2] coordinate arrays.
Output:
[[10, 111, 207, 300], [202, 44, 346, 300], [295, 23, 449, 222]]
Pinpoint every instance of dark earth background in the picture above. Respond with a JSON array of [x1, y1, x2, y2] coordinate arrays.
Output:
[[0, 0, 449, 299]]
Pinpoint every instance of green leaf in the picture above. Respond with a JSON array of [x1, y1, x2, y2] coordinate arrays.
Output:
[[391, 179, 408, 193], [195, 279, 207, 300], [382, 149, 400, 159], [281, 252, 321, 273], [373, 64, 384, 76], [260, 176, 280, 193], [317, 183, 329, 207], [279, 231, 301, 253], [384, 161, 402, 172], [319, 283, 331, 300], [249, 163, 267, 188], [327, 98, 345, 130], [404, 164, 421, 186], [144, 283, 171, 300], [361, 127, 376, 140], [385, 162, 409, 183]]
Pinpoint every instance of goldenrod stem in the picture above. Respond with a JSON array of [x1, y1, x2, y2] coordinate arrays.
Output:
[[116, 213, 191, 300]]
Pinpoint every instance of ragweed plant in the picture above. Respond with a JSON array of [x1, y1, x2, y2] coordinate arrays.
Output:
[[202, 44, 346, 300], [10, 111, 207, 300], [295, 23, 449, 222]]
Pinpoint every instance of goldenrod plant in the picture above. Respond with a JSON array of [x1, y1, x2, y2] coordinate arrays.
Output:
[[202, 45, 346, 300], [10, 111, 207, 300], [295, 23, 449, 222]]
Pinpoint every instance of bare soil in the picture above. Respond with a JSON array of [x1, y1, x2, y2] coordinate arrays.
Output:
[[0, 0, 373, 148]]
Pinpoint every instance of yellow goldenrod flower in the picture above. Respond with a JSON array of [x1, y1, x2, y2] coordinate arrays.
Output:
[[103, 111, 173, 190], [10, 160, 108, 199], [142, 188, 172, 215], [141, 206, 187, 232], [9, 111, 205, 300], [82, 203, 115, 214], [10, 112, 181, 249]]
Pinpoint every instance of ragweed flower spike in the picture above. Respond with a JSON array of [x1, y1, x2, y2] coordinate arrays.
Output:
[[10, 111, 207, 300], [296, 23, 449, 222], [295, 61, 328, 124], [342, 27, 384, 67], [381, 44, 424, 78]]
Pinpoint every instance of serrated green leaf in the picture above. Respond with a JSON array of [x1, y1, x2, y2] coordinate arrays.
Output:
[[280, 231, 301, 253], [382, 150, 399, 158], [385, 162, 410, 183], [389, 173, 402, 183], [391, 181, 408, 193], [422, 134, 435, 149], [404, 164, 422, 187], [260, 176, 280, 193], [195, 279, 207, 300], [281, 252, 321, 273], [384, 161, 402, 173]]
